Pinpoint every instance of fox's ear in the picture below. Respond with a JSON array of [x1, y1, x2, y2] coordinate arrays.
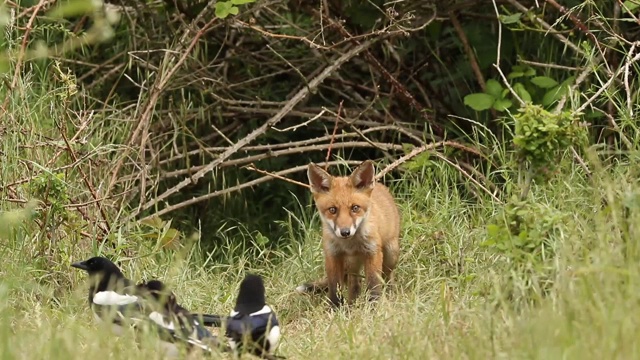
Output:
[[350, 160, 375, 191], [308, 163, 332, 193]]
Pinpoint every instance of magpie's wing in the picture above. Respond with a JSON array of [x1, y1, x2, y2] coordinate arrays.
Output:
[[226, 311, 282, 359], [226, 313, 270, 344], [194, 313, 226, 327], [91, 290, 147, 325], [147, 309, 220, 353]]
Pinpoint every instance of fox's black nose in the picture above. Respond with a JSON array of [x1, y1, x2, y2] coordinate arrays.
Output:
[[340, 229, 351, 237]]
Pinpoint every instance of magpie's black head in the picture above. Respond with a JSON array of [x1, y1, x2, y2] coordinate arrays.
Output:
[[138, 280, 177, 306], [71, 256, 123, 277], [234, 274, 266, 314], [142, 280, 167, 293]]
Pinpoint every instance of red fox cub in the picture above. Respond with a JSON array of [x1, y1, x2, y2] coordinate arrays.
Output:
[[296, 160, 401, 306]]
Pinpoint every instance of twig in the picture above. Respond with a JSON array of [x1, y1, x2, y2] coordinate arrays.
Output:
[[156, 125, 410, 167], [376, 141, 502, 203], [544, 0, 599, 45], [244, 164, 310, 188], [106, 12, 220, 200], [554, 54, 604, 114], [136, 160, 363, 222], [451, 9, 499, 121], [273, 109, 326, 132], [573, 52, 640, 115], [322, 13, 443, 137], [156, 141, 405, 180], [55, 119, 111, 236], [64, 190, 135, 209], [518, 59, 582, 71], [491, 0, 503, 66], [624, 43, 636, 117], [431, 151, 503, 204], [1, 150, 100, 192], [127, 39, 379, 222], [376, 142, 443, 180], [232, 19, 330, 50], [494, 64, 524, 106], [569, 146, 591, 177], [504, 0, 586, 58], [325, 101, 343, 169], [450, 12, 486, 92], [47, 111, 92, 168], [4, 0, 50, 107], [597, 108, 633, 150], [618, 0, 640, 25]]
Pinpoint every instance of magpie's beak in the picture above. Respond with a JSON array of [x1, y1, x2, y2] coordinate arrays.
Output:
[[71, 261, 89, 271]]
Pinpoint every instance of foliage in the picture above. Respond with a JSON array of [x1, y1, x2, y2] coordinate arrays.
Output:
[[463, 66, 575, 112], [512, 105, 588, 178], [28, 172, 71, 226], [484, 196, 564, 264], [2, 2, 640, 346], [214, 0, 256, 19]]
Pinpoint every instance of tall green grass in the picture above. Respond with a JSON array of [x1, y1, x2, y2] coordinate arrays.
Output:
[[3, 106, 640, 360], [3, 35, 640, 360]]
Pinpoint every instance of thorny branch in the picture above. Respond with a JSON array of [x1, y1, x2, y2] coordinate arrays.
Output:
[[125, 39, 381, 222], [5, 0, 633, 237]]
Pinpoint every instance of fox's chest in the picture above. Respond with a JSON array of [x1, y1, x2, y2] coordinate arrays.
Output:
[[325, 232, 377, 256]]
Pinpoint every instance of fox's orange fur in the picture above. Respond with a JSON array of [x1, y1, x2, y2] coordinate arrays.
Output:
[[296, 160, 401, 306]]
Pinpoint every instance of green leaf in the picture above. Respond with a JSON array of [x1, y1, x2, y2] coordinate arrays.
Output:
[[232, 0, 256, 4], [464, 93, 496, 111], [524, 67, 536, 77], [228, 6, 239, 15], [47, 0, 96, 19], [215, 1, 233, 18], [493, 98, 513, 111], [485, 79, 504, 98], [508, 71, 524, 79], [500, 13, 522, 24], [542, 85, 567, 106], [531, 76, 558, 89], [513, 83, 532, 103], [560, 76, 576, 87], [486, 224, 503, 238], [623, 0, 640, 12]]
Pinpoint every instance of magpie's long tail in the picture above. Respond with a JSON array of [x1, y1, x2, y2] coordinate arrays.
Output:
[[194, 313, 226, 327]]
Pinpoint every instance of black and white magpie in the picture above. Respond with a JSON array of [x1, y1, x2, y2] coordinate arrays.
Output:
[[71, 256, 219, 356], [224, 274, 282, 359], [134, 279, 220, 354], [71, 256, 141, 334]]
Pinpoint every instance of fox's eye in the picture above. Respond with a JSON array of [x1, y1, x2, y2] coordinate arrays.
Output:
[[328, 207, 337, 214], [351, 205, 360, 213]]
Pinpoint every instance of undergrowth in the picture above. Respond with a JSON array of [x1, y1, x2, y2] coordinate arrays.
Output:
[[2, 2, 640, 359], [2, 71, 640, 358]]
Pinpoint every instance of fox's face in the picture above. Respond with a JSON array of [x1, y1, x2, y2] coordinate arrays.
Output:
[[307, 161, 376, 239]]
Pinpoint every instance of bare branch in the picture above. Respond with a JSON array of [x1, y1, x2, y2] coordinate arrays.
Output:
[[126, 39, 379, 222]]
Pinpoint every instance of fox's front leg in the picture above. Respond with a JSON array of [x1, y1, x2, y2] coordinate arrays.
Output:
[[324, 252, 345, 307], [346, 257, 362, 305], [364, 248, 384, 302]]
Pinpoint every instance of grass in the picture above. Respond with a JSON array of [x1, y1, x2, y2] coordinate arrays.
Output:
[[3, 140, 640, 360], [3, 45, 640, 360]]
